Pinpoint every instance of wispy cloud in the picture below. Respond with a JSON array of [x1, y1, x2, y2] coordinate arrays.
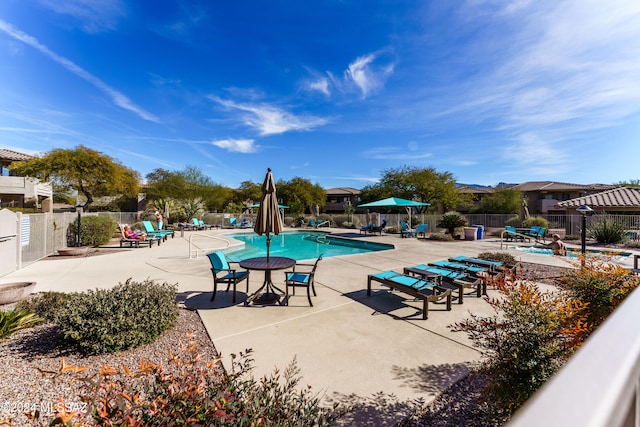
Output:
[[363, 146, 432, 160], [38, 0, 126, 33], [210, 97, 328, 136], [304, 51, 395, 99], [0, 20, 159, 123], [212, 139, 257, 153], [448, 1, 640, 174]]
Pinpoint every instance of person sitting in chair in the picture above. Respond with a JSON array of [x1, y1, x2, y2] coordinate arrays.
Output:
[[123, 225, 151, 240]]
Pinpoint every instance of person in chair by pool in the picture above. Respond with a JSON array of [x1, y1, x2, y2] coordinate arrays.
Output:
[[540, 234, 566, 256]]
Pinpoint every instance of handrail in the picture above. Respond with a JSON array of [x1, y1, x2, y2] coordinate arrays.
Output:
[[188, 234, 231, 259], [500, 230, 538, 249], [508, 286, 640, 427]]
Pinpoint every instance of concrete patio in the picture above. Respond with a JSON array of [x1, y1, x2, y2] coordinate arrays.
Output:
[[2, 227, 618, 425]]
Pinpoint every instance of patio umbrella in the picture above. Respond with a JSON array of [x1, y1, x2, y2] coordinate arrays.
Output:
[[358, 197, 430, 227], [254, 168, 284, 261]]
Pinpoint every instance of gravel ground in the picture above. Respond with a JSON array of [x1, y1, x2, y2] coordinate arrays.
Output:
[[0, 309, 221, 426]]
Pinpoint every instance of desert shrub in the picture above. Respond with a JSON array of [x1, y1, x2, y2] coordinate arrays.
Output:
[[625, 240, 640, 248], [451, 278, 588, 414], [556, 258, 640, 337], [331, 214, 353, 228], [428, 233, 454, 241], [68, 215, 116, 247], [523, 216, 549, 230], [15, 291, 73, 323], [37, 342, 344, 426], [436, 211, 468, 235], [588, 215, 628, 244], [55, 279, 178, 354], [477, 251, 518, 266], [0, 309, 42, 341], [504, 216, 522, 228]]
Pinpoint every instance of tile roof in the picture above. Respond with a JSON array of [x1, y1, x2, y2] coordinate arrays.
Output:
[[556, 187, 640, 208], [512, 181, 615, 192], [0, 149, 33, 162], [325, 187, 361, 195]]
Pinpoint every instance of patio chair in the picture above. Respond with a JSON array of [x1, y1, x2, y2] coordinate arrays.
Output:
[[229, 217, 239, 228], [367, 271, 451, 319], [360, 223, 375, 234], [400, 220, 415, 238], [283, 255, 323, 306], [207, 251, 250, 303], [142, 220, 174, 241], [415, 223, 427, 238]]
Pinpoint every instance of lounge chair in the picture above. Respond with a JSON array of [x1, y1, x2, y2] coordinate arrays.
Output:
[[360, 223, 375, 234], [229, 217, 239, 228], [523, 226, 546, 242], [400, 220, 415, 238], [367, 271, 451, 319], [428, 260, 489, 277], [118, 224, 158, 248], [142, 221, 174, 241], [415, 223, 427, 238], [207, 251, 250, 303], [404, 264, 485, 302], [448, 256, 517, 276], [315, 219, 330, 228], [283, 255, 323, 306]]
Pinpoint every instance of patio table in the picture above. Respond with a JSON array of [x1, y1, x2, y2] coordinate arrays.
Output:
[[240, 256, 296, 306]]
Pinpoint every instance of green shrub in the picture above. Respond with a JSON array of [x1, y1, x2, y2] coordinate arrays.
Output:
[[477, 251, 518, 266], [68, 215, 117, 247], [588, 215, 628, 244], [436, 211, 468, 235], [504, 216, 522, 228], [523, 216, 549, 229], [428, 233, 454, 241], [0, 309, 42, 341], [55, 279, 178, 354], [15, 291, 73, 323]]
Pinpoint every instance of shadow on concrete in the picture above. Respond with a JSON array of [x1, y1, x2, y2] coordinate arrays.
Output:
[[342, 289, 451, 321], [326, 391, 426, 427], [177, 290, 248, 310], [391, 362, 474, 394]]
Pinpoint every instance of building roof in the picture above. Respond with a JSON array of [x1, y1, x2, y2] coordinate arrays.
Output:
[[0, 149, 33, 162], [325, 187, 360, 195], [556, 187, 640, 209], [512, 181, 614, 192]]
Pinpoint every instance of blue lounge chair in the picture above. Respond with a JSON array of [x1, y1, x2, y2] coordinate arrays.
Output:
[[367, 271, 451, 319], [415, 223, 427, 238], [142, 220, 174, 241], [428, 260, 488, 276], [400, 220, 415, 238], [229, 217, 238, 228], [504, 225, 526, 242], [207, 251, 250, 303], [404, 264, 485, 302], [448, 256, 516, 275]]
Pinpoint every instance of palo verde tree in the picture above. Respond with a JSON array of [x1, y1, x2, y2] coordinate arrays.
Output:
[[10, 145, 140, 209], [276, 177, 326, 215], [360, 166, 472, 212], [472, 187, 521, 214]]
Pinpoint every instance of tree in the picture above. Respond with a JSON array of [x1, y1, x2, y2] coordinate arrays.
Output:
[[360, 166, 472, 212], [276, 177, 326, 215], [472, 187, 521, 214], [10, 145, 140, 209]]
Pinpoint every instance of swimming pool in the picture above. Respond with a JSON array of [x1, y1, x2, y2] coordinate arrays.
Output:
[[515, 246, 631, 259], [224, 231, 394, 261]]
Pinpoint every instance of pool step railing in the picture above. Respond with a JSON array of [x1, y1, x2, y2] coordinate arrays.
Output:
[[500, 230, 539, 250], [188, 234, 232, 259]]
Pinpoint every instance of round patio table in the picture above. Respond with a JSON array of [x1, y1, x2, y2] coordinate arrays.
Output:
[[240, 256, 296, 305]]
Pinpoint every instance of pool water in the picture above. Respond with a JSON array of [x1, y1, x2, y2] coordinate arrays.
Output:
[[224, 231, 394, 261], [515, 246, 631, 259]]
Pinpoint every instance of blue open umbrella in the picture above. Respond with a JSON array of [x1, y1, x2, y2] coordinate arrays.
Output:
[[358, 197, 430, 226]]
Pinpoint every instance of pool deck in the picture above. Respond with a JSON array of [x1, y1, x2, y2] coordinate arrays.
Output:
[[3, 228, 638, 425]]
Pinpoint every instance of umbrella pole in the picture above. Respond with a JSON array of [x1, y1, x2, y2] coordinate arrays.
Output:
[[266, 234, 271, 261]]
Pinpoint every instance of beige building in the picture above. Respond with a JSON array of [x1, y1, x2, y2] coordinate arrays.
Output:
[[0, 149, 53, 211]]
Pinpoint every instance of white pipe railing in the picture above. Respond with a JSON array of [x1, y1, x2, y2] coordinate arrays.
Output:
[[187, 234, 231, 259], [508, 286, 640, 427]]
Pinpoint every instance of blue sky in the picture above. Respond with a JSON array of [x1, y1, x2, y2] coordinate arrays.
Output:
[[1, 1, 639, 189]]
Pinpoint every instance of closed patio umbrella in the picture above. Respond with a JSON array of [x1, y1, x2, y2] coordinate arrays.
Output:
[[254, 168, 284, 261]]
